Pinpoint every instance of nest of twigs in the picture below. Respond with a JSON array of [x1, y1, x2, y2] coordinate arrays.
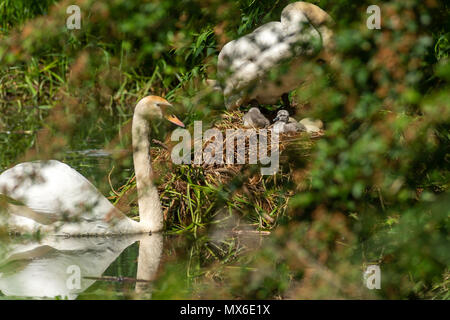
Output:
[[111, 110, 323, 228]]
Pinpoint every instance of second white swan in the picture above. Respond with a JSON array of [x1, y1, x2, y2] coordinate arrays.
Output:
[[0, 96, 184, 236]]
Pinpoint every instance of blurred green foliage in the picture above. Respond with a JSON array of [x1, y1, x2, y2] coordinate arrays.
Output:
[[0, 0, 449, 299], [0, 0, 58, 33]]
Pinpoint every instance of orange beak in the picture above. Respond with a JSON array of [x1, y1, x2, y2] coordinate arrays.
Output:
[[166, 114, 185, 128]]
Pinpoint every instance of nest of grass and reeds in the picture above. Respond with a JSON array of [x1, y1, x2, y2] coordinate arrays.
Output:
[[109, 109, 324, 233]]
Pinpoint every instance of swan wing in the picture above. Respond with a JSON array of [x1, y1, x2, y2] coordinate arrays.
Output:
[[218, 16, 322, 108], [0, 160, 122, 224]]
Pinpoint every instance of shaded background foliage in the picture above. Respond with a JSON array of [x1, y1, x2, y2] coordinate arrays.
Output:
[[0, 0, 449, 299]]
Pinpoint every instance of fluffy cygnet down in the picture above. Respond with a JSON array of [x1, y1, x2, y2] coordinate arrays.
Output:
[[299, 117, 323, 133], [273, 110, 306, 134], [243, 107, 270, 128]]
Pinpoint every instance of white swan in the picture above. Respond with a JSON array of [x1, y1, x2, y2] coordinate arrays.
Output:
[[0, 234, 162, 299], [217, 1, 334, 109], [0, 96, 184, 236]]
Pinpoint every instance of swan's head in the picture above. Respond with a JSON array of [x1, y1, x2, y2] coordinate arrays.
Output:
[[135, 95, 185, 127]]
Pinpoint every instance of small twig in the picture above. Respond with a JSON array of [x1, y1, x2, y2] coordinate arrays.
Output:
[[152, 139, 168, 150], [262, 212, 275, 224], [108, 165, 120, 196], [231, 230, 271, 235], [0, 130, 33, 135], [377, 187, 385, 212], [83, 276, 151, 283]]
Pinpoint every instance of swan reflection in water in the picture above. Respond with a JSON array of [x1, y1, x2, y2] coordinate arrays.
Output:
[[0, 233, 162, 299]]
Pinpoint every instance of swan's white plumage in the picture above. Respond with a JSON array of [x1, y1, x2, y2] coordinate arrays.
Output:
[[0, 160, 116, 219], [0, 234, 162, 299], [217, 1, 334, 109], [0, 96, 182, 236], [0, 160, 140, 235]]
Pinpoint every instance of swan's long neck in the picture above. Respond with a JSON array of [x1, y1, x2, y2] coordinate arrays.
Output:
[[135, 233, 163, 296], [132, 112, 163, 232], [281, 2, 335, 62]]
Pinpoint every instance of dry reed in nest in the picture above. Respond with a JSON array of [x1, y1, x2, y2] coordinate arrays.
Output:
[[111, 110, 323, 229]]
